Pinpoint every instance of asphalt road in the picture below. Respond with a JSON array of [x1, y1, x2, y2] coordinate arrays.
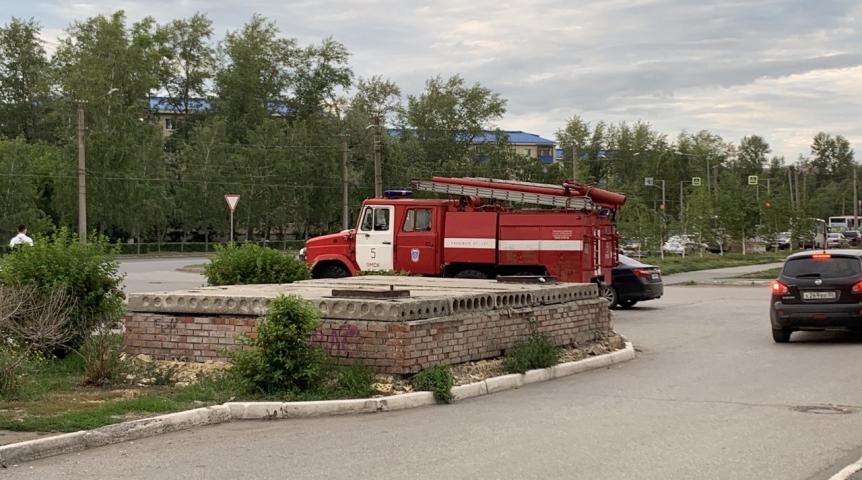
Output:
[[8, 283, 862, 479], [119, 256, 208, 294]]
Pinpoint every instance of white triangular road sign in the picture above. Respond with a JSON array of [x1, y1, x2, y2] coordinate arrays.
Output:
[[224, 194, 240, 212]]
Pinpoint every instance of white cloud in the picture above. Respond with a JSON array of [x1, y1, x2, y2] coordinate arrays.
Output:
[[9, 0, 862, 159]]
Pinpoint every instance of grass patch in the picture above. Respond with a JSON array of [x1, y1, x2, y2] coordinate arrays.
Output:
[[0, 356, 380, 433], [651, 251, 786, 275], [731, 267, 783, 279]]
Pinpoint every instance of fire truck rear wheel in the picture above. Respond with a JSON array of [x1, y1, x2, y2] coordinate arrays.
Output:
[[316, 264, 350, 279], [601, 285, 619, 308], [454, 269, 488, 279]]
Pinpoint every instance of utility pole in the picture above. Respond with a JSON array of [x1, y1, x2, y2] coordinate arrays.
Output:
[[76, 100, 87, 244], [794, 169, 800, 209], [788, 167, 795, 207], [373, 115, 382, 198], [342, 135, 350, 231], [572, 144, 579, 182], [679, 181, 685, 222], [855, 164, 859, 230]]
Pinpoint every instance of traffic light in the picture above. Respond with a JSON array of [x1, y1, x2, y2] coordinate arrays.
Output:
[[765, 202, 771, 208], [660, 204, 665, 210]]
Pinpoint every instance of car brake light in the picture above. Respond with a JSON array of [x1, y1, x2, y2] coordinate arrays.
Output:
[[771, 281, 789, 295], [633, 268, 654, 279], [812, 254, 831, 259], [852, 281, 862, 293]]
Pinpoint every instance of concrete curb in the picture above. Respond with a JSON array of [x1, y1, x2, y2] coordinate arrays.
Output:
[[0, 342, 635, 465], [0, 406, 230, 465]]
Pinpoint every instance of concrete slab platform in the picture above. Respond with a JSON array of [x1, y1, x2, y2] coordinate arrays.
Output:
[[127, 276, 598, 322]]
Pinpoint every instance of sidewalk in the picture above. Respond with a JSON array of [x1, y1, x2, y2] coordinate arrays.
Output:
[[662, 262, 785, 286]]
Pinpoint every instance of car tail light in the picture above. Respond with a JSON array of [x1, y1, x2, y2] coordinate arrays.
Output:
[[771, 281, 789, 295], [852, 281, 862, 293], [633, 268, 654, 279]]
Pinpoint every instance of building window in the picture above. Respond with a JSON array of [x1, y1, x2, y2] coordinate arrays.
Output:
[[165, 118, 176, 131], [524, 148, 532, 156], [538, 146, 552, 156], [509, 148, 516, 154]]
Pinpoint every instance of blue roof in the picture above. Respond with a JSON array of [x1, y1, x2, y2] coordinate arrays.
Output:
[[475, 131, 555, 145], [148, 96, 292, 115], [388, 129, 555, 145]]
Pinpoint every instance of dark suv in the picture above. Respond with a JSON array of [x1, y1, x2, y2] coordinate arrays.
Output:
[[770, 250, 862, 343]]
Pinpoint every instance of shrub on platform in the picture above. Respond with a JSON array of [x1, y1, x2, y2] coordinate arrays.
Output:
[[0, 228, 125, 350], [204, 243, 311, 286], [228, 294, 326, 394], [504, 330, 559, 374]]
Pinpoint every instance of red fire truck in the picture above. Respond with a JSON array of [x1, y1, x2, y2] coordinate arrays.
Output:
[[301, 176, 626, 287]]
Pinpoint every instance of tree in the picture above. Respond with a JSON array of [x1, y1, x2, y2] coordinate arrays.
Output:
[[735, 135, 770, 175], [400, 74, 506, 168], [174, 117, 233, 245], [810, 132, 854, 182], [52, 11, 169, 238], [0, 138, 56, 236], [0, 18, 56, 143], [290, 37, 353, 119], [156, 13, 216, 137], [213, 15, 299, 142]]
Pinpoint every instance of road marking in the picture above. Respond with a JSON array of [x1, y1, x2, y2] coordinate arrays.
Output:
[[830, 456, 862, 480]]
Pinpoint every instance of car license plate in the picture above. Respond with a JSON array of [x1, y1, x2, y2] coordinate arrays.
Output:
[[802, 291, 836, 300], [651, 273, 659, 280]]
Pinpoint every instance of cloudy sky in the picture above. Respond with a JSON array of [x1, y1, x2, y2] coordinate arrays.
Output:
[[10, 0, 862, 160]]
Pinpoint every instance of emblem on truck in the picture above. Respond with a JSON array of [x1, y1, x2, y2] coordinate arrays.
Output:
[[411, 248, 420, 263]]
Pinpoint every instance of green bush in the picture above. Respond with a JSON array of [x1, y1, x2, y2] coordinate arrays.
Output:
[[80, 332, 125, 387], [0, 228, 125, 349], [504, 331, 560, 374], [228, 294, 327, 394], [204, 242, 311, 286], [413, 365, 454, 403]]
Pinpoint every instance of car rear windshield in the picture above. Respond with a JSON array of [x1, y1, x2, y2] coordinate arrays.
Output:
[[618, 255, 652, 267], [782, 256, 862, 278]]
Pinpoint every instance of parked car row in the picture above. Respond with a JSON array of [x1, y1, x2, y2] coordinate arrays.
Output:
[[825, 231, 862, 249]]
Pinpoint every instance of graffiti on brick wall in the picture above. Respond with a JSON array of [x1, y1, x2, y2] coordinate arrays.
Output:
[[311, 324, 360, 357]]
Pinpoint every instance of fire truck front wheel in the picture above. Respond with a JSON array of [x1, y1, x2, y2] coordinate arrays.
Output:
[[313, 264, 350, 279], [454, 269, 489, 279]]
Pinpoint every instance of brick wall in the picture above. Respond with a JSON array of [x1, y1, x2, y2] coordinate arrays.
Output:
[[125, 298, 612, 375]]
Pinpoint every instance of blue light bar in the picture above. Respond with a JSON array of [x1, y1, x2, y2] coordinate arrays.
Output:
[[384, 190, 414, 198]]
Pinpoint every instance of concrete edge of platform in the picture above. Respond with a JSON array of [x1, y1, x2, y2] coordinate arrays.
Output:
[[0, 342, 634, 465]]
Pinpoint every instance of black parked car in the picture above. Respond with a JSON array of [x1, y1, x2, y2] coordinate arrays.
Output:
[[603, 254, 663, 309], [770, 249, 862, 343]]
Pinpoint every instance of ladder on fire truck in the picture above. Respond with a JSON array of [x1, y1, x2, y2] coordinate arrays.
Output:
[[411, 176, 599, 210]]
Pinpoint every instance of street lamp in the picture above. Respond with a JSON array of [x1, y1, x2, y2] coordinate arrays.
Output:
[[76, 88, 119, 244], [675, 150, 712, 194]]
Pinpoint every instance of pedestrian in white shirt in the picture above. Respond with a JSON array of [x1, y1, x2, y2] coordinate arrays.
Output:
[[9, 224, 33, 247]]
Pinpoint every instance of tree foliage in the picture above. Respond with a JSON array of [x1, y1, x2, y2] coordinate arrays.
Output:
[[0, 9, 856, 252]]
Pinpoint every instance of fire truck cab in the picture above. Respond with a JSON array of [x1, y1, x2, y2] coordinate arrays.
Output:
[[302, 177, 625, 285]]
